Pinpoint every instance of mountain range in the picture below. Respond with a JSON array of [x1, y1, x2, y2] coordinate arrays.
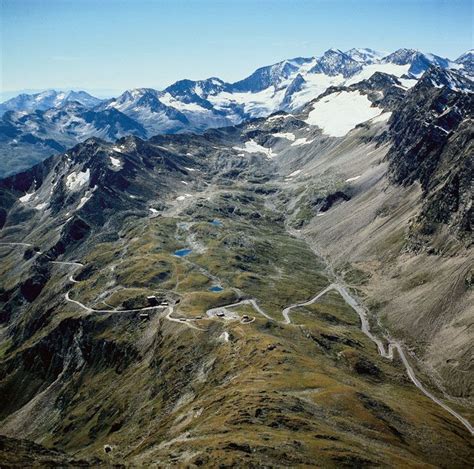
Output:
[[0, 58, 473, 466], [0, 47, 472, 177]]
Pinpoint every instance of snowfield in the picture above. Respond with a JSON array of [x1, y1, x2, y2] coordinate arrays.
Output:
[[272, 132, 296, 141], [344, 63, 411, 86], [305, 91, 383, 137]]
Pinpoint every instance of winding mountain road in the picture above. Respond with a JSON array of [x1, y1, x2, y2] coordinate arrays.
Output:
[[2, 240, 472, 435], [206, 298, 274, 321], [205, 281, 474, 435]]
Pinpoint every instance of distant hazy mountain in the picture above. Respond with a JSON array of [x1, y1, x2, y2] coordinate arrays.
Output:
[[0, 90, 102, 116]]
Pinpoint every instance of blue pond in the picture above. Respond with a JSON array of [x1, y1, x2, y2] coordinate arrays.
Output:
[[209, 285, 224, 292], [210, 219, 223, 227], [174, 248, 192, 257]]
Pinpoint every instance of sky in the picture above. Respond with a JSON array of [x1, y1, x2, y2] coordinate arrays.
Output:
[[1, 0, 472, 98]]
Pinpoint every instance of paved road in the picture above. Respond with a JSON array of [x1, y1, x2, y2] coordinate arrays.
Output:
[[282, 284, 334, 324], [394, 341, 474, 434], [208, 282, 474, 435], [3, 240, 472, 434], [65, 291, 167, 314]]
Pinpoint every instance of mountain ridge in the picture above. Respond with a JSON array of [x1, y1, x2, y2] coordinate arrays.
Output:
[[0, 47, 471, 179]]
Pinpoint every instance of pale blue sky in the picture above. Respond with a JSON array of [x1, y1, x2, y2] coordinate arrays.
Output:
[[1, 0, 472, 98]]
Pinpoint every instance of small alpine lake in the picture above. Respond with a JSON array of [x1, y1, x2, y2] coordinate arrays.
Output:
[[174, 248, 192, 257]]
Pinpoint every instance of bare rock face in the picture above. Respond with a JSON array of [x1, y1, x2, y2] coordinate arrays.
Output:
[[387, 68, 473, 247]]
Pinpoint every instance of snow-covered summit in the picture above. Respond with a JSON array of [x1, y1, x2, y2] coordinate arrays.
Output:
[[455, 50, 474, 76], [0, 90, 102, 116], [2, 46, 472, 178], [381, 49, 454, 77], [309, 49, 362, 77], [417, 67, 474, 93], [345, 48, 386, 64]]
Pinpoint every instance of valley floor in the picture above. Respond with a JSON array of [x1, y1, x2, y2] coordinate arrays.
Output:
[[1, 181, 473, 467]]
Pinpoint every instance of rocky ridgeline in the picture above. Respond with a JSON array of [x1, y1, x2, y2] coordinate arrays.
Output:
[[387, 67, 473, 248]]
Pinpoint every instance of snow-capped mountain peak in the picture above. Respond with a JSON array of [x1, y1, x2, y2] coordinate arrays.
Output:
[[0, 89, 102, 116], [230, 56, 314, 93], [455, 50, 474, 76], [381, 48, 454, 77], [417, 67, 474, 93], [309, 49, 362, 78], [456, 49, 474, 61], [1, 46, 472, 178], [345, 48, 386, 64]]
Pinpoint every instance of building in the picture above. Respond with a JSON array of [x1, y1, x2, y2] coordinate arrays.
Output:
[[146, 295, 159, 306]]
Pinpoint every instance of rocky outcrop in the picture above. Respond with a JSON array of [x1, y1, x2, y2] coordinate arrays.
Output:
[[387, 68, 473, 246]]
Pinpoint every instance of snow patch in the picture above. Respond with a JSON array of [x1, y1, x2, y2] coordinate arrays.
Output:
[[345, 175, 361, 182], [66, 168, 90, 191], [305, 91, 383, 137], [19, 192, 35, 203], [77, 187, 95, 210], [370, 111, 392, 124], [219, 331, 230, 342], [267, 113, 292, 121], [233, 140, 276, 159], [272, 132, 296, 141], [176, 194, 193, 202], [109, 156, 121, 168], [288, 170, 302, 177]]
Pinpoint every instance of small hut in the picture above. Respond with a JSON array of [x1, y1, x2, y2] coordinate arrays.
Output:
[[147, 295, 159, 306]]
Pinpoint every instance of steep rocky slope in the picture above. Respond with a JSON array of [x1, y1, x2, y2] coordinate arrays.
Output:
[[386, 68, 473, 247], [0, 67, 472, 466]]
